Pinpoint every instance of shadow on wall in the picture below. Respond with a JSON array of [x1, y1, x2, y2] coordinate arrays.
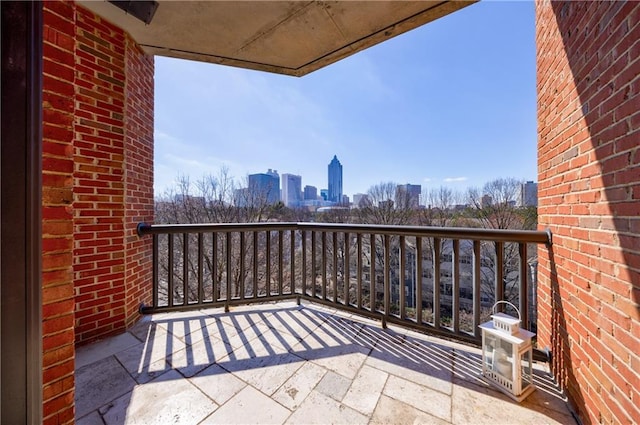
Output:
[[548, 1, 640, 424]]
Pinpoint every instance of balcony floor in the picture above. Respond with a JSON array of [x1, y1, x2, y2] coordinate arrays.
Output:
[[75, 301, 575, 424]]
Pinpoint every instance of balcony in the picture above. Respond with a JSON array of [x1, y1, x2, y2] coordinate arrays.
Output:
[[75, 222, 574, 424]]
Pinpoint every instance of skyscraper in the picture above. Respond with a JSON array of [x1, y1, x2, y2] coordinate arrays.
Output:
[[282, 173, 302, 207], [396, 183, 422, 208], [248, 169, 279, 205], [520, 181, 538, 207], [303, 185, 318, 200], [327, 155, 343, 203]]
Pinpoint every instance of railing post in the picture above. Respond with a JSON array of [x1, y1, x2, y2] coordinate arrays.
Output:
[[332, 232, 338, 303], [344, 232, 350, 306], [225, 232, 231, 312], [399, 235, 406, 320], [197, 233, 203, 304], [182, 233, 188, 306], [384, 234, 391, 318], [356, 233, 362, 309], [152, 234, 158, 308], [168, 234, 174, 307], [301, 230, 307, 296]]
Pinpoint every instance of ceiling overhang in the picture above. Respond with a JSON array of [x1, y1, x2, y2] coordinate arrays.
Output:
[[79, 1, 476, 77]]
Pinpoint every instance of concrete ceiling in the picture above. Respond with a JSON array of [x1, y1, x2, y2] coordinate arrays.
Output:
[[79, 1, 475, 77]]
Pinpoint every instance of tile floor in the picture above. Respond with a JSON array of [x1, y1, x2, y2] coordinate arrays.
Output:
[[75, 301, 576, 424]]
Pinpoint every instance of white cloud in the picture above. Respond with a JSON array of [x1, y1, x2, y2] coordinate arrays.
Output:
[[443, 177, 468, 183]]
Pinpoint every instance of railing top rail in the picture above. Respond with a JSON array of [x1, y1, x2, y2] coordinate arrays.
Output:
[[137, 222, 551, 245]]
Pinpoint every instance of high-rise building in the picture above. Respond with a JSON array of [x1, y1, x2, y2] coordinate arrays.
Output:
[[396, 183, 422, 208], [320, 189, 328, 201], [248, 169, 279, 205], [303, 185, 318, 200], [352, 193, 369, 208], [520, 181, 538, 207], [327, 155, 343, 203], [282, 173, 302, 207]]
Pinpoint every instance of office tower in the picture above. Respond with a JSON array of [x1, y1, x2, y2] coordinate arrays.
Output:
[[248, 169, 280, 205], [520, 181, 538, 207], [304, 185, 318, 200], [352, 193, 369, 208], [396, 183, 422, 208], [320, 189, 328, 201], [282, 173, 302, 207], [327, 155, 343, 203]]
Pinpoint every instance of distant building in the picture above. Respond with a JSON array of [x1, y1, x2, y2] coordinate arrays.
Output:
[[481, 194, 493, 208], [282, 173, 302, 207], [248, 169, 280, 205], [327, 155, 343, 203], [352, 193, 369, 208], [341, 194, 350, 205], [303, 185, 318, 200], [320, 189, 328, 201], [520, 181, 538, 207], [396, 183, 422, 208]]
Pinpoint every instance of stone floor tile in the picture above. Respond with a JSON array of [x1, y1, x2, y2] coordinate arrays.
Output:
[[451, 379, 575, 425], [75, 356, 137, 418], [342, 365, 388, 416], [200, 385, 291, 425], [189, 363, 247, 405], [370, 395, 451, 425], [76, 410, 105, 425], [101, 370, 217, 425], [114, 340, 172, 384], [366, 336, 454, 395], [223, 351, 306, 396], [167, 333, 233, 377], [75, 332, 140, 369], [383, 374, 452, 422], [315, 371, 352, 401], [272, 361, 327, 410], [285, 390, 368, 425], [263, 307, 324, 341]]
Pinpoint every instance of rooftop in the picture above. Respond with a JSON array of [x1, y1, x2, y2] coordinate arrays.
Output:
[[76, 301, 575, 424]]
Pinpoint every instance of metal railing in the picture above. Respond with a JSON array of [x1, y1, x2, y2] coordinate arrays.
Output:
[[137, 222, 551, 346]]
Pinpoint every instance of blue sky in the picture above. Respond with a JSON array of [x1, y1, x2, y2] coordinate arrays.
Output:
[[154, 1, 536, 198]]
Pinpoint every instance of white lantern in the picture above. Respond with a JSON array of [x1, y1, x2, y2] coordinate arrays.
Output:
[[479, 301, 535, 402]]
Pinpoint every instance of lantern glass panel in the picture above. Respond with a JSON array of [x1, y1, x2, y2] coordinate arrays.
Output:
[[521, 350, 533, 388], [483, 334, 497, 370], [494, 337, 513, 379]]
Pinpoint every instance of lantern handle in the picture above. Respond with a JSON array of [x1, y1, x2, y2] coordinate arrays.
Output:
[[491, 301, 521, 321]]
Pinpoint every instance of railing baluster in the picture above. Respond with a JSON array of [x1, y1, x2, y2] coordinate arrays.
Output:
[[433, 237, 441, 329], [384, 234, 390, 320], [153, 234, 159, 308], [290, 229, 295, 295], [212, 232, 218, 302], [344, 232, 350, 306], [495, 241, 504, 309], [311, 231, 317, 298], [253, 231, 258, 298], [473, 240, 481, 339], [266, 231, 271, 296], [168, 234, 174, 307], [519, 242, 528, 330], [332, 232, 338, 303], [322, 231, 327, 300], [226, 232, 231, 312], [416, 237, 423, 324], [240, 231, 245, 299], [278, 230, 284, 295], [400, 235, 406, 319], [370, 233, 375, 313], [356, 233, 362, 309], [452, 239, 460, 333], [198, 233, 203, 304], [301, 230, 307, 296], [183, 233, 189, 306]]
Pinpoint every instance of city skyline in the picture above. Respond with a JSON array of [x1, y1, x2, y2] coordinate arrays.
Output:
[[154, 1, 537, 197]]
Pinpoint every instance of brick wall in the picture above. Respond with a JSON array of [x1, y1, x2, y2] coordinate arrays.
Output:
[[536, 2, 640, 424], [123, 39, 154, 327], [42, 1, 154, 422], [42, 2, 77, 423]]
